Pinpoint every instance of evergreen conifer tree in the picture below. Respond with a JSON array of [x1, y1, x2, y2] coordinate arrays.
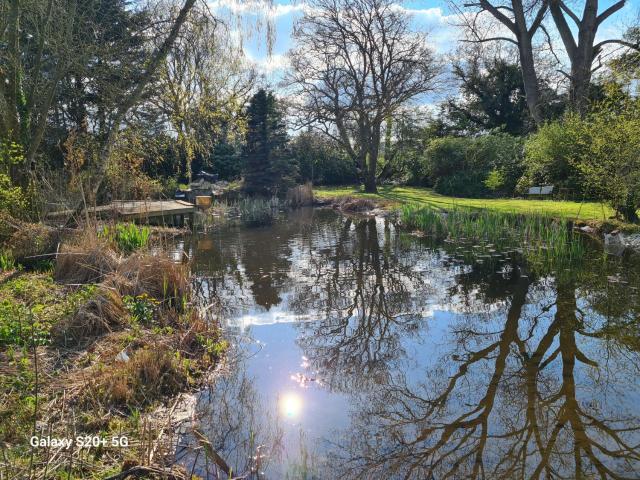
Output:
[[242, 89, 296, 196]]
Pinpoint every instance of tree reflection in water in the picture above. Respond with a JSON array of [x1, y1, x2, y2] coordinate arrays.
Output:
[[186, 208, 640, 479], [322, 251, 640, 479], [291, 217, 435, 391]]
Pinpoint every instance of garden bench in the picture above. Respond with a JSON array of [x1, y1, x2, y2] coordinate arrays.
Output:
[[526, 185, 554, 199]]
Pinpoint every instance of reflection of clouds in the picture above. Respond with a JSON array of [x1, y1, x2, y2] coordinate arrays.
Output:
[[187, 208, 640, 478], [227, 310, 316, 329]]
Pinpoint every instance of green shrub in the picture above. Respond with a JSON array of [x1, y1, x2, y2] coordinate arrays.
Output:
[[521, 114, 588, 196], [484, 168, 506, 191], [434, 171, 487, 197], [424, 134, 524, 197], [100, 223, 150, 252], [524, 95, 640, 222]]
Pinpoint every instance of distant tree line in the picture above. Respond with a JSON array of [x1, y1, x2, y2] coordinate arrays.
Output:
[[0, 0, 639, 221]]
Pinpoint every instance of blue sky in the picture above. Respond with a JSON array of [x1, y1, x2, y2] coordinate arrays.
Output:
[[208, 0, 640, 97], [210, 0, 463, 76]]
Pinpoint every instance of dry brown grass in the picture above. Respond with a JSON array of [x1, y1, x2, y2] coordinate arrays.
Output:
[[286, 182, 314, 207], [338, 197, 377, 212], [4, 220, 60, 267], [55, 232, 119, 284], [51, 287, 127, 348], [77, 340, 188, 410], [114, 254, 190, 310]]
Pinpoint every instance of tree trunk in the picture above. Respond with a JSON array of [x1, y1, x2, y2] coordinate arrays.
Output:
[[549, 0, 600, 116], [516, 29, 543, 125], [618, 196, 639, 223], [569, 22, 597, 115], [5, 0, 21, 142], [364, 126, 380, 193]]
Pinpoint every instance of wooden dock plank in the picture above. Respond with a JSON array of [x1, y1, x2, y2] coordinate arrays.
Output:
[[48, 200, 196, 221]]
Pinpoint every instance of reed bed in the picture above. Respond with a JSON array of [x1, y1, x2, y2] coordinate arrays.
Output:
[[401, 204, 585, 265]]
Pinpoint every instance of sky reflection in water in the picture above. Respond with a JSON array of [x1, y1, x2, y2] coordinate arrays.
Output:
[[180, 208, 640, 479]]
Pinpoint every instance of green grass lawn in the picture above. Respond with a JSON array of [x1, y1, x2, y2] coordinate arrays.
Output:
[[315, 185, 616, 222]]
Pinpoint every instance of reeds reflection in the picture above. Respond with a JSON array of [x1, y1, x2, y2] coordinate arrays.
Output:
[[186, 207, 640, 479]]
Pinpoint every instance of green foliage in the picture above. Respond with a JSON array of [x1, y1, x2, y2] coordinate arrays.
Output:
[[445, 58, 533, 135], [292, 132, 358, 185], [123, 294, 159, 325], [100, 223, 150, 252], [0, 140, 27, 217], [196, 335, 228, 358], [242, 89, 298, 196], [484, 168, 505, 191], [574, 96, 640, 222], [521, 114, 589, 196], [0, 251, 16, 271], [211, 140, 244, 180], [424, 134, 524, 197], [524, 93, 640, 222], [0, 275, 95, 347]]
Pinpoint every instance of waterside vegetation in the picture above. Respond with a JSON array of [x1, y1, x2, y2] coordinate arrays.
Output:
[[0, 221, 225, 479]]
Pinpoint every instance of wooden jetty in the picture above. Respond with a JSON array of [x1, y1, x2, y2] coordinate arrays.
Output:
[[48, 200, 196, 227]]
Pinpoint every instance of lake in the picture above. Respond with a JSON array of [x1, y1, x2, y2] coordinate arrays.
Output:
[[177, 207, 640, 479]]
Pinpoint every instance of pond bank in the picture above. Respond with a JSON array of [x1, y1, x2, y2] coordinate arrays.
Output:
[[316, 186, 640, 253], [0, 218, 225, 479]]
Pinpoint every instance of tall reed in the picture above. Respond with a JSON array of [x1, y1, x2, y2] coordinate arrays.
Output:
[[401, 204, 584, 266], [236, 196, 286, 227]]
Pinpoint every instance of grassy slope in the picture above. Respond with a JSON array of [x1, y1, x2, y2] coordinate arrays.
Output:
[[315, 185, 616, 222]]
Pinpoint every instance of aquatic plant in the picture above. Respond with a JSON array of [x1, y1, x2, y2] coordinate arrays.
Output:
[[236, 196, 285, 226], [401, 204, 585, 267], [108, 223, 151, 252], [0, 250, 15, 271], [123, 293, 159, 325], [286, 182, 314, 207]]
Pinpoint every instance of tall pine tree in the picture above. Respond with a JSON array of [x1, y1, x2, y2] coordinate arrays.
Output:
[[242, 89, 296, 196]]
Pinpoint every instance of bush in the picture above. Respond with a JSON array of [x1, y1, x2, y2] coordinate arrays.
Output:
[[574, 99, 640, 222], [424, 134, 524, 197], [100, 223, 150, 253], [434, 171, 488, 197], [292, 132, 358, 185], [524, 94, 640, 222], [521, 115, 589, 196]]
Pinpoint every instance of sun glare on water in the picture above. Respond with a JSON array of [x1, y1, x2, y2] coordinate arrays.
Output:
[[280, 393, 303, 418]]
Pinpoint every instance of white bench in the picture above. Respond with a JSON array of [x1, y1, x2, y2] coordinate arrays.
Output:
[[527, 185, 554, 198]]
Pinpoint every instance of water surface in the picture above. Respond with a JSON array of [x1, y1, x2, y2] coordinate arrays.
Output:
[[180, 208, 640, 479]]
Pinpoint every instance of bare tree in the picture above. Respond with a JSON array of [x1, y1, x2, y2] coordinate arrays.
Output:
[[287, 0, 441, 193], [455, 0, 640, 119], [454, 0, 550, 124], [549, 0, 639, 113]]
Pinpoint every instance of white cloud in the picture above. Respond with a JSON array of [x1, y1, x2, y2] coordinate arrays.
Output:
[[245, 50, 291, 75], [209, 0, 307, 19]]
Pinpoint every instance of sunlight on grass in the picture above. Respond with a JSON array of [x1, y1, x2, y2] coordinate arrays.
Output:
[[315, 185, 614, 222]]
